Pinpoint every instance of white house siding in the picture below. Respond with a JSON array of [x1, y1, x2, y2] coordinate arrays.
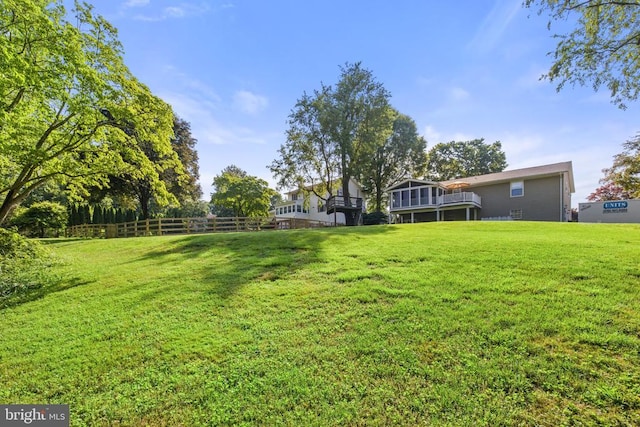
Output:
[[272, 179, 365, 225]]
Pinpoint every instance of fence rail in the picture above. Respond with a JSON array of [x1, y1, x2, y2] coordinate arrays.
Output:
[[67, 216, 335, 239]]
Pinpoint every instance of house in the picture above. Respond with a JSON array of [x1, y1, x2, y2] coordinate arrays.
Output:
[[386, 161, 574, 222], [272, 178, 366, 225]]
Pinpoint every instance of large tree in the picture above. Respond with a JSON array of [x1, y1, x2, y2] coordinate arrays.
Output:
[[360, 111, 427, 212], [211, 165, 277, 217], [0, 0, 175, 224], [587, 181, 632, 202], [163, 116, 202, 204], [270, 62, 393, 225], [94, 116, 201, 219], [525, 0, 640, 109], [425, 139, 507, 181], [602, 133, 640, 198]]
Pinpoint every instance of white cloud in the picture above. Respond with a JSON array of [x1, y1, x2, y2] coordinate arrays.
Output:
[[450, 87, 470, 102], [515, 66, 547, 89], [497, 131, 544, 160], [131, 2, 210, 21], [164, 92, 269, 145], [423, 125, 442, 145], [467, 0, 521, 54], [422, 125, 475, 145], [416, 76, 435, 88], [161, 65, 222, 106], [233, 90, 269, 115], [164, 7, 186, 18], [164, 89, 280, 196], [123, 0, 150, 7]]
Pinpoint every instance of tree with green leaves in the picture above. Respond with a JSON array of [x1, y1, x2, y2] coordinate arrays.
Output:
[[95, 115, 202, 220], [425, 139, 507, 181], [162, 116, 202, 204], [525, 0, 640, 109], [270, 62, 393, 225], [602, 133, 640, 198], [10, 201, 68, 238], [97, 137, 184, 220], [0, 0, 176, 225], [211, 166, 277, 218], [360, 111, 427, 212]]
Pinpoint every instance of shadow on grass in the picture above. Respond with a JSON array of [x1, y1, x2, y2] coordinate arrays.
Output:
[[134, 226, 396, 299], [39, 238, 90, 245], [1, 238, 97, 310], [0, 277, 93, 310]]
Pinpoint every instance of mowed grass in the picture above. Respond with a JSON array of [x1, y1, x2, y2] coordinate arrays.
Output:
[[1, 222, 640, 426]]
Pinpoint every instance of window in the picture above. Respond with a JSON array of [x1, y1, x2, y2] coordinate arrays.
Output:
[[392, 191, 400, 208], [420, 188, 429, 205], [319, 201, 325, 212], [510, 181, 524, 197], [401, 190, 410, 207], [510, 209, 523, 220], [296, 205, 302, 213], [410, 189, 419, 206]]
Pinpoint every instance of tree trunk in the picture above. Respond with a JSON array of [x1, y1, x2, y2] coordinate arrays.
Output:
[[375, 185, 383, 213], [139, 192, 150, 220], [342, 178, 358, 226], [0, 190, 18, 225]]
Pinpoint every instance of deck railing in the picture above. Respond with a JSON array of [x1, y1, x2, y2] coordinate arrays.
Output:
[[441, 192, 482, 205], [391, 191, 481, 210], [67, 216, 335, 239], [326, 196, 363, 212]]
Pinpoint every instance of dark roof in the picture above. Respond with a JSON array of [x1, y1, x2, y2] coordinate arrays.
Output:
[[384, 178, 441, 192], [439, 161, 575, 192]]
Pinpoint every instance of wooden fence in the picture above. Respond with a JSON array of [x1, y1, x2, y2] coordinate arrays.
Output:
[[67, 216, 335, 239]]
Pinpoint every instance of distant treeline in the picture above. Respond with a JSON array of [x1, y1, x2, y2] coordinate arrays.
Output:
[[68, 205, 138, 226]]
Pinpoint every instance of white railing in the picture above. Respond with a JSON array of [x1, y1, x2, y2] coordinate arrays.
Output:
[[391, 191, 481, 210], [440, 192, 481, 205], [481, 216, 513, 221]]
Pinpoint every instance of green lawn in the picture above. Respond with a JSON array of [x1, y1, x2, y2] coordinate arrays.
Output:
[[1, 222, 639, 426]]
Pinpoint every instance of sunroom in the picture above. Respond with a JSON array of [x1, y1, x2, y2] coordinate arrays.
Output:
[[386, 179, 482, 222]]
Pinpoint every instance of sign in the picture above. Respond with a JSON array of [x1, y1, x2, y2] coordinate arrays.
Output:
[[603, 201, 628, 209], [1, 405, 69, 426], [579, 200, 639, 223]]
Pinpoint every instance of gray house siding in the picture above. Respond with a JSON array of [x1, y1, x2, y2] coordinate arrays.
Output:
[[474, 176, 562, 221], [387, 162, 573, 223]]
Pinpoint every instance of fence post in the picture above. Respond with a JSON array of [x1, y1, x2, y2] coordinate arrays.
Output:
[[146, 219, 150, 236]]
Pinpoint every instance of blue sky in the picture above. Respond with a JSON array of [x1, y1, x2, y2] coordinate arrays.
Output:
[[84, 0, 640, 207]]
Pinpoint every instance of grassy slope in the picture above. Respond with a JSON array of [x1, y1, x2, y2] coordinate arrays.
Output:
[[1, 222, 639, 426]]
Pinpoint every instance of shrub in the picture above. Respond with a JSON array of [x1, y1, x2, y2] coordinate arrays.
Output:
[[362, 211, 389, 225], [0, 228, 53, 307], [10, 201, 68, 237]]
